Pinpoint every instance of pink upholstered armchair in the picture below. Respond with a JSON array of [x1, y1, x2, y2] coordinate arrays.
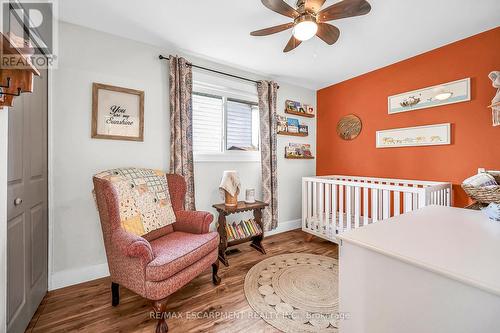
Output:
[[93, 170, 220, 333]]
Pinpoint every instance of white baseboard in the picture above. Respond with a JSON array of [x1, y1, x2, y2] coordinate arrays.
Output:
[[50, 263, 109, 291], [49, 219, 301, 291], [265, 218, 301, 236]]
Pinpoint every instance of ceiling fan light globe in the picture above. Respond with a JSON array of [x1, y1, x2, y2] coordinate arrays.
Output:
[[293, 21, 318, 41]]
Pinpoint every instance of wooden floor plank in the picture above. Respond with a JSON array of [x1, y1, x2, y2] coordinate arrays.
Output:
[[27, 230, 337, 333]]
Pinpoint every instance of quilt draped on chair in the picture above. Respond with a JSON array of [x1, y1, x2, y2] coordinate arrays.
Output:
[[257, 80, 279, 231], [168, 55, 196, 210]]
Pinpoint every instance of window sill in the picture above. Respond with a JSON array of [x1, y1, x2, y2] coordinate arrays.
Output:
[[194, 152, 261, 163]]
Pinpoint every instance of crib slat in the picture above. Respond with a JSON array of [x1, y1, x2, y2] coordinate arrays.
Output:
[[307, 181, 312, 228], [325, 184, 331, 238], [404, 192, 413, 212], [394, 191, 400, 216], [339, 185, 344, 232], [412, 192, 418, 210], [378, 189, 383, 219], [363, 187, 369, 226], [372, 189, 379, 223], [332, 184, 337, 235], [302, 180, 307, 230], [346, 186, 352, 230], [319, 183, 324, 236], [354, 187, 360, 228], [383, 190, 390, 219], [312, 182, 317, 230]]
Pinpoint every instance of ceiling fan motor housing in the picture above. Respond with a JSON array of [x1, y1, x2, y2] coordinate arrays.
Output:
[[296, 0, 318, 15], [296, 0, 306, 8], [295, 13, 317, 25]]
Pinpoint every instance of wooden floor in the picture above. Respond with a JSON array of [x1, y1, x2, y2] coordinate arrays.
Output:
[[26, 230, 338, 333]]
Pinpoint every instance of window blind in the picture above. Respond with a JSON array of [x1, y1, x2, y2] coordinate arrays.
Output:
[[192, 93, 223, 153], [226, 99, 257, 150]]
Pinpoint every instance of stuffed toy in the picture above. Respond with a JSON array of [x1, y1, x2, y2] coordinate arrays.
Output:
[[488, 71, 500, 126]]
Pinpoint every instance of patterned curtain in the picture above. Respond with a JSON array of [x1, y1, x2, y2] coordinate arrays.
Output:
[[257, 81, 279, 231], [168, 56, 196, 210]]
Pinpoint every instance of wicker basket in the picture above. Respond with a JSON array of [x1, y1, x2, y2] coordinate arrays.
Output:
[[462, 181, 500, 204]]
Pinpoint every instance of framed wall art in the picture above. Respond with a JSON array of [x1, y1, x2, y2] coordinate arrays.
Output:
[[388, 78, 470, 114], [337, 114, 362, 140], [376, 123, 451, 148], [92, 83, 144, 141]]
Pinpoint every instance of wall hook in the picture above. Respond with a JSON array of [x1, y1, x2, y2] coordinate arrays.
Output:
[[0, 77, 22, 96]]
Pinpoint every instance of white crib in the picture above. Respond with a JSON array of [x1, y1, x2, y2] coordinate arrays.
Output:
[[302, 175, 452, 243]]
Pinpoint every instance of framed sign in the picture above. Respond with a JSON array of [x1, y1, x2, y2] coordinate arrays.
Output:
[[92, 83, 144, 141], [376, 123, 451, 148]]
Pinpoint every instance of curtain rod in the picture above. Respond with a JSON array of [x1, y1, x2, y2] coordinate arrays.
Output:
[[159, 55, 279, 88]]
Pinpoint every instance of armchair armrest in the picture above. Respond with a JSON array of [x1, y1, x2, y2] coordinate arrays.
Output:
[[111, 228, 154, 264], [174, 210, 213, 234]]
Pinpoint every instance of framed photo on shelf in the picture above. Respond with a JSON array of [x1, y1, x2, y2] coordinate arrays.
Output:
[[304, 104, 315, 116], [92, 83, 145, 141]]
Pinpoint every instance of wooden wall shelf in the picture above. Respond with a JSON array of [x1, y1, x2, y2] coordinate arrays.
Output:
[[277, 131, 308, 137], [285, 156, 315, 160], [0, 32, 40, 107], [285, 110, 315, 118]]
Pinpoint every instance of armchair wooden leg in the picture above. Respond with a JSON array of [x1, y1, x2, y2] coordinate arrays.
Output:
[[152, 298, 169, 333], [212, 261, 221, 285], [111, 282, 119, 306]]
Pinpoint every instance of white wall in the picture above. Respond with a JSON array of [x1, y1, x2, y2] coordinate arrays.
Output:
[[0, 109, 8, 332], [50, 22, 316, 289]]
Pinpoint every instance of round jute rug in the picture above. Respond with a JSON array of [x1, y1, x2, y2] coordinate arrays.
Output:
[[244, 253, 339, 333]]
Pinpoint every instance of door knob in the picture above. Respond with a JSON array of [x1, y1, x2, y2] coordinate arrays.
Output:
[[14, 197, 23, 206]]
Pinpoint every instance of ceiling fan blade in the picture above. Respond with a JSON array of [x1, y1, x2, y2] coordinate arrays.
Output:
[[250, 22, 294, 36], [316, 23, 340, 45], [304, 0, 327, 13], [283, 35, 302, 52], [317, 0, 371, 22], [261, 0, 300, 19]]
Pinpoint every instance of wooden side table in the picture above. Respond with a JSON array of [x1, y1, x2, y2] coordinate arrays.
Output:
[[212, 201, 268, 267]]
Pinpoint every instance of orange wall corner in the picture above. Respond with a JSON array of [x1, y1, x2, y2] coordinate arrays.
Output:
[[316, 27, 500, 207]]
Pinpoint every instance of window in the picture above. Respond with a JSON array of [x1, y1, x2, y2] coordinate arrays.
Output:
[[192, 91, 260, 161], [226, 99, 259, 151], [192, 93, 223, 154]]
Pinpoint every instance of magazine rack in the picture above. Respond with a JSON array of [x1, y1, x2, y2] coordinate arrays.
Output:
[[213, 201, 268, 266]]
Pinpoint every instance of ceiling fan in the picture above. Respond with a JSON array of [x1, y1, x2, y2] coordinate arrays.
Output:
[[250, 0, 371, 52]]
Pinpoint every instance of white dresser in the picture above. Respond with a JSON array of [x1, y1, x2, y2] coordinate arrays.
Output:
[[338, 205, 500, 333]]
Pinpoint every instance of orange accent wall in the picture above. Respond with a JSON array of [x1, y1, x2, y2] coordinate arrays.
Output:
[[317, 27, 500, 207]]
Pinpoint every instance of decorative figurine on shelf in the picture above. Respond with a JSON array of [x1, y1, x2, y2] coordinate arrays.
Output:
[[488, 71, 500, 126], [219, 170, 241, 207]]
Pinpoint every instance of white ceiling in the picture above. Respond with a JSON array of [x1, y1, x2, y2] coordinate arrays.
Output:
[[59, 0, 500, 90]]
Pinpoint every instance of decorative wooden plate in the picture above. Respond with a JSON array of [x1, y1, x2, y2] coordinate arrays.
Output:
[[337, 114, 362, 140]]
